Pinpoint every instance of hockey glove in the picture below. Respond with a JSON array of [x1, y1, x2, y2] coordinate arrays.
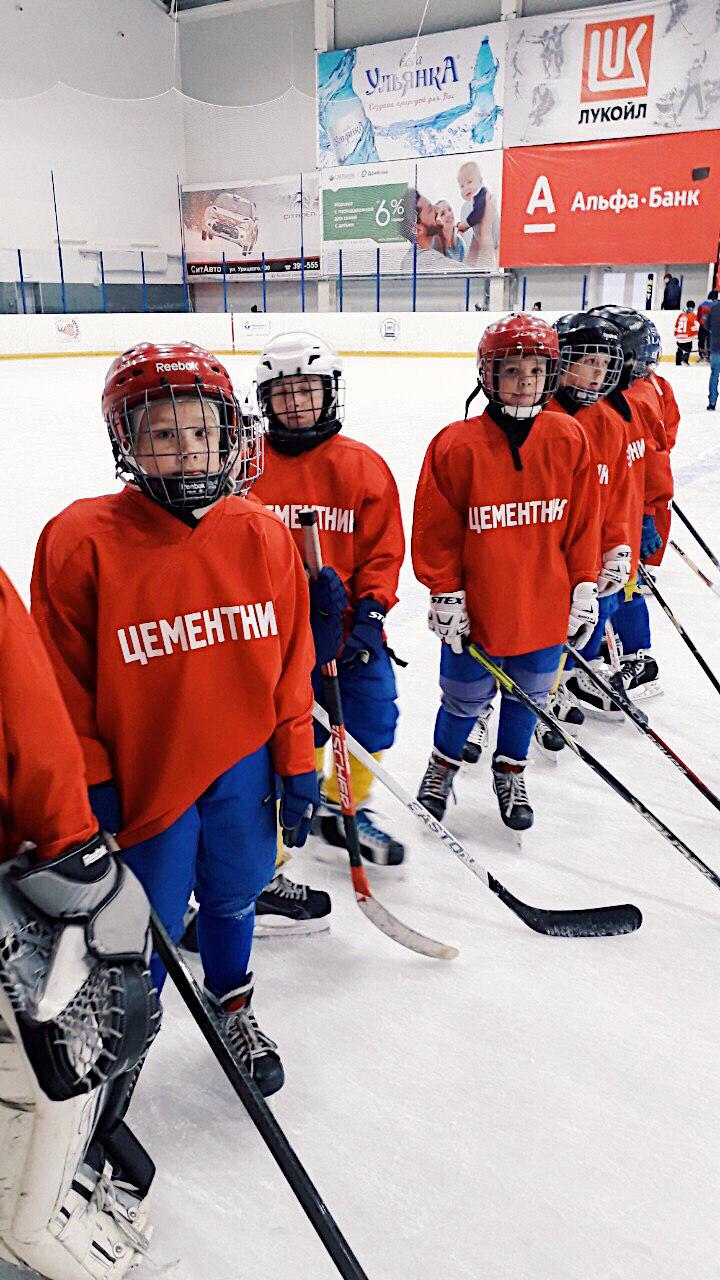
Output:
[[597, 544, 632, 597], [428, 590, 470, 655], [309, 566, 348, 666], [279, 770, 319, 849], [88, 780, 122, 835], [13, 831, 151, 962], [340, 597, 386, 669], [641, 514, 663, 561], [568, 581, 599, 650]]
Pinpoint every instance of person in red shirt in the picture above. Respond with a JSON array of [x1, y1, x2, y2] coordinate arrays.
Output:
[[533, 312, 630, 750], [674, 301, 699, 365], [31, 342, 318, 1097], [413, 314, 600, 832], [253, 331, 406, 868]]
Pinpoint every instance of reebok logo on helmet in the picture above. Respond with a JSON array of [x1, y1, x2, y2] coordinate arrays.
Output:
[[156, 361, 199, 372]]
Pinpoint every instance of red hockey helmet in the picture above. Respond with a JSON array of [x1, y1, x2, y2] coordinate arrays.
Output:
[[102, 342, 263, 509], [476, 314, 560, 418]]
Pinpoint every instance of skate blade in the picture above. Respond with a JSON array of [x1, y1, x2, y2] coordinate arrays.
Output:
[[308, 839, 408, 879], [627, 681, 663, 703], [254, 916, 331, 940], [582, 706, 625, 724], [532, 736, 563, 765]]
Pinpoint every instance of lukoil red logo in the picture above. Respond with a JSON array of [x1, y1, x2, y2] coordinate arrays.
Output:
[[581, 15, 654, 103]]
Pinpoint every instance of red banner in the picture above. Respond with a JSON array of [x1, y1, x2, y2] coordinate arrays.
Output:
[[500, 130, 720, 267]]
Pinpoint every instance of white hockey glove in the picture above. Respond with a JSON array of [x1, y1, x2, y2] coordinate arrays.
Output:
[[14, 832, 151, 962], [597, 544, 632, 597], [428, 590, 470, 655], [568, 581, 599, 650]]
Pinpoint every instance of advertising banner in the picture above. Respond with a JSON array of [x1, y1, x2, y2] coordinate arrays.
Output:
[[321, 151, 502, 275], [317, 24, 505, 168], [504, 0, 720, 147], [181, 175, 320, 278], [499, 129, 720, 267]]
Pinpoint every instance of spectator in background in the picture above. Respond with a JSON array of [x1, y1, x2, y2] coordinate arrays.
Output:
[[532, 301, 543, 311], [698, 289, 718, 362], [707, 293, 720, 411], [661, 273, 682, 309], [674, 301, 699, 365]]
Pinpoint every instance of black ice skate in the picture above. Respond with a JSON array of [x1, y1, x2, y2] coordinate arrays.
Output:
[[417, 748, 460, 820], [492, 754, 534, 831], [207, 979, 284, 1097], [621, 650, 662, 702], [462, 710, 492, 764], [254, 872, 331, 938], [565, 661, 625, 722], [534, 675, 584, 758], [312, 799, 405, 867]]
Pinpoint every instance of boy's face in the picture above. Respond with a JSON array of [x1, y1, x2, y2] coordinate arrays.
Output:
[[133, 397, 222, 478], [269, 374, 325, 430], [497, 354, 547, 408], [561, 352, 610, 394], [459, 165, 482, 202]]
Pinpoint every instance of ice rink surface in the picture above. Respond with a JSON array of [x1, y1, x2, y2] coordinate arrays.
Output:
[[1, 353, 718, 1280]]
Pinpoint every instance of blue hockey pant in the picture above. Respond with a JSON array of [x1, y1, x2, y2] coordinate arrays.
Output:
[[123, 745, 277, 996], [614, 588, 651, 654], [312, 647, 398, 755]]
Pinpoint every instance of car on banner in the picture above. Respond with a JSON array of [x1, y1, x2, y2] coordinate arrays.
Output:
[[201, 192, 259, 256]]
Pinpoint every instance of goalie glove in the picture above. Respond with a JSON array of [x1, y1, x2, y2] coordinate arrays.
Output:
[[597, 544, 632, 597], [13, 831, 150, 963], [428, 590, 470, 655], [568, 581, 599, 650]]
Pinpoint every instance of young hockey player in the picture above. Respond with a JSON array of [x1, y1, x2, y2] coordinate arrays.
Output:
[[31, 341, 318, 1097], [413, 314, 600, 831], [252, 331, 407, 867], [533, 312, 630, 747], [0, 568, 157, 1278]]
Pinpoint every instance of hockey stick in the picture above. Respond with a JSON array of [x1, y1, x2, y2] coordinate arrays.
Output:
[[566, 642, 720, 817], [312, 700, 641, 938], [603, 620, 648, 725], [670, 540, 720, 599], [466, 642, 720, 894], [671, 500, 720, 571], [150, 912, 370, 1280], [299, 509, 457, 961], [638, 566, 720, 699]]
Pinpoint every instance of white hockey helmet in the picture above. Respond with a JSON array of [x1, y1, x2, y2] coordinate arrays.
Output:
[[255, 331, 345, 455]]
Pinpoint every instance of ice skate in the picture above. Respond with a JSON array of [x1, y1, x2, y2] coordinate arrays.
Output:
[[417, 748, 460, 820], [254, 872, 331, 938], [565, 661, 625, 722], [492, 753, 534, 835], [534, 675, 583, 759], [207, 979, 285, 1097], [462, 709, 492, 764], [621, 650, 663, 702], [312, 799, 405, 868]]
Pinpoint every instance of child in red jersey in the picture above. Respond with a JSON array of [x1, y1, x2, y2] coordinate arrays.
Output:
[[253, 331, 406, 868], [674, 302, 698, 365], [413, 314, 600, 832], [31, 342, 317, 1097]]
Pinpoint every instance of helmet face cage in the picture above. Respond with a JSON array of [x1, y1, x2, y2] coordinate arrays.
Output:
[[108, 382, 262, 509], [558, 340, 624, 403], [257, 371, 345, 455], [631, 322, 661, 379], [479, 341, 559, 419]]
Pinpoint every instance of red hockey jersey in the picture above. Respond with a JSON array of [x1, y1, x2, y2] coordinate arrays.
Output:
[[252, 435, 404, 614], [547, 396, 633, 561], [31, 488, 316, 848], [0, 567, 96, 864], [643, 372, 681, 564], [412, 408, 600, 655]]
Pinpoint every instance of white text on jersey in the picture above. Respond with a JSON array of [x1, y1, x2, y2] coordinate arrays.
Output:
[[118, 602, 278, 665], [468, 497, 568, 533], [626, 437, 645, 467], [268, 503, 355, 533]]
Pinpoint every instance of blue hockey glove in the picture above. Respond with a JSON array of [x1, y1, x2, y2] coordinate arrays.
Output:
[[340, 597, 386, 669], [309, 566, 348, 666], [279, 771, 319, 849], [88, 781, 122, 836], [641, 514, 663, 561]]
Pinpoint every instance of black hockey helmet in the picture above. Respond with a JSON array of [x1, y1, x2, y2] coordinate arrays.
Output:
[[554, 312, 624, 404], [585, 305, 661, 387]]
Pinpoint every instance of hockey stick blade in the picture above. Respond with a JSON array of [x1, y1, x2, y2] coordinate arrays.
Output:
[[350, 864, 458, 960], [487, 874, 642, 938]]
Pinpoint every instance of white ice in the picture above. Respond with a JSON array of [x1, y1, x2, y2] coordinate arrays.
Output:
[[0, 355, 718, 1280]]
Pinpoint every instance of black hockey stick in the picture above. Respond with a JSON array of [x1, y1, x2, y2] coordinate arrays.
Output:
[[671, 500, 720, 571], [150, 912, 371, 1280], [299, 509, 457, 961], [566, 642, 720, 817], [313, 701, 640, 938], [638, 566, 720, 699], [669, 540, 720, 599], [466, 642, 720, 894]]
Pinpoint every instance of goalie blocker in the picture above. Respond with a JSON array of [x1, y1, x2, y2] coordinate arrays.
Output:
[[0, 851, 160, 1279]]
